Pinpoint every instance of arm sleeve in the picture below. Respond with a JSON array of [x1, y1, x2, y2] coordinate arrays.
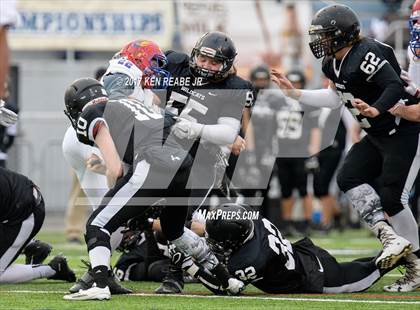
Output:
[[201, 117, 240, 145], [299, 88, 343, 109], [369, 61, 404, 113]]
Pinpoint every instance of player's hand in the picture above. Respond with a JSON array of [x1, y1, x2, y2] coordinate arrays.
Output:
[[226, 278, 245, 295], [0, 99, 18, 127], [401, 70, 420, 98], [388, 102, 405, 116], [172, 118, 204, 140], [352, 99, 380, 118], [270, 69, 300, 99], [86, 153, 106, 175], [228, 136, 246, 155]]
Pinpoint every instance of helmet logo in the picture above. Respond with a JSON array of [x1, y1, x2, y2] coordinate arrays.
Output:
[[200, 47, 217, 57], [331, 19, 336, 25]]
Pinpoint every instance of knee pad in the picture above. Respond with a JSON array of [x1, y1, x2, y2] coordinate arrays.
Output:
[[85, 226, 111, 252], [147, 259, 170, 282]]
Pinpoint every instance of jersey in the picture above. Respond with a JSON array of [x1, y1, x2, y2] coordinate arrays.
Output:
[[227, 217, 311, 293], [0, 167, 36, 224], [322, 37, 420, 136], [75, 97, 184, 169], [164, 51, 253, 155], [408, 46, 420, 85]]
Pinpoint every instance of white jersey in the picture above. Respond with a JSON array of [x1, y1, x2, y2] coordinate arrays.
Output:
[[408, 46, 420, 85], [0, 0, 17, 27], [62, 126, 108, 209]]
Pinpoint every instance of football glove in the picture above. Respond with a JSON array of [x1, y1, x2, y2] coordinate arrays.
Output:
[[0, 99, 18, 127], [172, 118, 204, 140], [401, 70, 420, 98], [226, 278, 245, 295]]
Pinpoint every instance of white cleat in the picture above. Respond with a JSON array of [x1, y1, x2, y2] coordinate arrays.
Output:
[[383, 254, 420, 292], [63, 285, 111, 301], [374, 222, 412, 269]]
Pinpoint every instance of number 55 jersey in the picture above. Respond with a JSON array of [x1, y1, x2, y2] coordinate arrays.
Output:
[[322, 37, 420, 136]]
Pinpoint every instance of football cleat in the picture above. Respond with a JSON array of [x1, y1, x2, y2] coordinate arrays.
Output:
[[63, 285, 111, 301], [374, 222, 412, 269], [23, 240, 53, 265], [383, 254, 420, 292], [69, 260, 132, 294], [155, 264, 184, 294], [48, 255, 76, 282]]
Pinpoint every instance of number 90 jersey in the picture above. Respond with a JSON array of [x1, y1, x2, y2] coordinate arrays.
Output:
[[226, 218, 323, 293], [322, 37, 420, 136]]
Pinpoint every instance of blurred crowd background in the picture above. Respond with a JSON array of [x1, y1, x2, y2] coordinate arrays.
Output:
[[1, 0, 418, 240]]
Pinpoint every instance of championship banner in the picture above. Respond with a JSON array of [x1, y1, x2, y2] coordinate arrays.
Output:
[[9, 0, 174, 51]]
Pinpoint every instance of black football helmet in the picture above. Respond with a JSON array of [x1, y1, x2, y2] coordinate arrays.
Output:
[[205, 203, 254, 256], [308, 4, 360, 59], [64, 78, 108, 129], [190, 31, 237, 81]]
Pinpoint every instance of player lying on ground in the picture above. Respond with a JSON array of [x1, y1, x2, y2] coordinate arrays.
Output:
[[174, 203, 406, 294], [0, 167, 75, 284], [271, 3, 420, 292]]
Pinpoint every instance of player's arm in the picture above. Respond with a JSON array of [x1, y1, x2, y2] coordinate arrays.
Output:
[[389, 104, 420, 122], [93, 123, 123, 188], [271, 69, 342, 109]]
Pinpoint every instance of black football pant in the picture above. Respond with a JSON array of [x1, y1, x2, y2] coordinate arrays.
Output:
[[0, 188, 45, 274], [276, 158, 308, 198], [337, 133, 420, 216]]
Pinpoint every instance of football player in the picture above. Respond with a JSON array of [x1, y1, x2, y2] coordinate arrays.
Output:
[[196, 203, 404, 294], [271, 4, 420, 277], [156, 31, 253, 293], [381, 0, 420, 291], [0, 167, 75, 284]]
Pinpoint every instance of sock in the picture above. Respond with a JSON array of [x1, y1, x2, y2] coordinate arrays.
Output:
[[0, 264, 55, 283], [345, 184, 385, 228], [389, 208, 420, 253], [110, 227, 124, 253], [92, 265, 108, 288], [89, 246, 111, 269]]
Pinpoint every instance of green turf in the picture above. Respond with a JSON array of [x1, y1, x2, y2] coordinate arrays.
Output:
[[0, 229, 419, 310]]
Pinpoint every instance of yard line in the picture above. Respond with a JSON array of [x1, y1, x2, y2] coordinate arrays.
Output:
[[2, 290, 420, 305]]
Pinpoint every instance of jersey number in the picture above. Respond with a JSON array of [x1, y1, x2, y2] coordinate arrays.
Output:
[[235, 266, 257, 281], [262, 218, 295, 270], [360, 52, 381, 75], [336, 90, 372, 128], [76, 116, 88, 137], [276, 111, 303, 140]]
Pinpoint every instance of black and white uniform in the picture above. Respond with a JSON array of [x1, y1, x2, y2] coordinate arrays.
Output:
[[164, 50, 253, 209], [76, 97, 192, 251], [323, 37, 420, 217], [0, 168, 44, 275], [205, 217, 388, 294], [265, 90, 319, 198]]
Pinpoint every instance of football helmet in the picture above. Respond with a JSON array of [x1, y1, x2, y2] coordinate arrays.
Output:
[[116, 39, 170, 87], [409, 0, 420, 58], [286, 70, 306, 88], [190, 31, 237, 81], [308, 4, 360, 59], [205, 203, 254, 256], [64, 78, 108, 129]]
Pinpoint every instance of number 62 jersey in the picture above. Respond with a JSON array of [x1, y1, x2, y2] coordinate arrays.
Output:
[[322, 37, 420, 136], [224, 217, 325, 294]]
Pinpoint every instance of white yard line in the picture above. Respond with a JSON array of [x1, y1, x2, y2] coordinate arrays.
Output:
[[2, 290, 420, 305]]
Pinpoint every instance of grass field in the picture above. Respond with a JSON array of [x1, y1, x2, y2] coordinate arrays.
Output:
[[1, 229, 420, 309]]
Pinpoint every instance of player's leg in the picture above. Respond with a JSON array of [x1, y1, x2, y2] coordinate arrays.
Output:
[[380, 133, 420, 292], [0, 192, 75, 283], [277, 158, 297, 236], [296, 158, 311, 234], [337, 136, 410, 269]]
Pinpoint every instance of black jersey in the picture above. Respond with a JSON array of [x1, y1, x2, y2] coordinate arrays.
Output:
[[227, 217, 308, 293], [75, 98, 188, 169], [0, 167, 36, 224], [322, 37, 420, 136]]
